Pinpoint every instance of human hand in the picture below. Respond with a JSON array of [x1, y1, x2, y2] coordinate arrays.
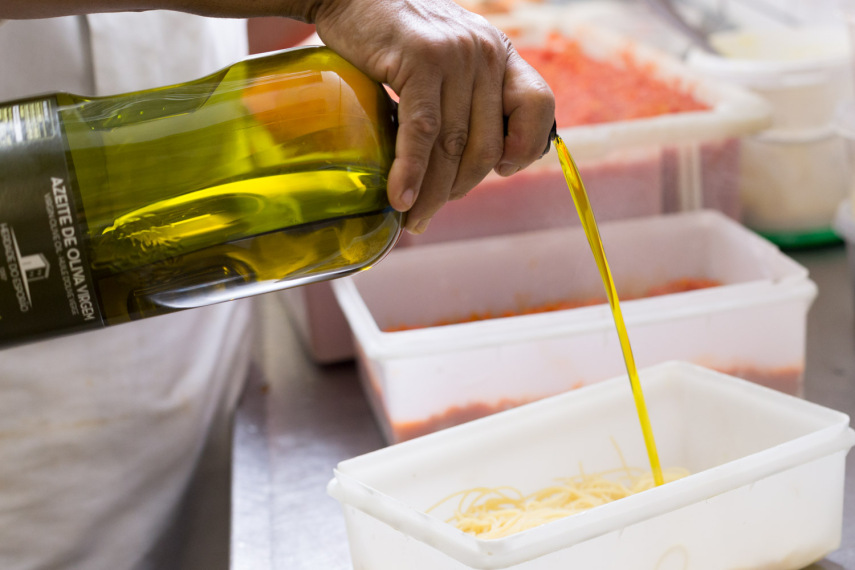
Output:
[[311, 0, 555, 234]]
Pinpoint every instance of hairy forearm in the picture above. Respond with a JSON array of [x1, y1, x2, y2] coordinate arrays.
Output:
[[0, 0, 324, 21]]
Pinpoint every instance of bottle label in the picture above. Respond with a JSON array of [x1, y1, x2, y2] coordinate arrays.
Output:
[[0, 96, 104, 343]]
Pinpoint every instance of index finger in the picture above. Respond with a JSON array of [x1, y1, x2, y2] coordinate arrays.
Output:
[[385, 71, 443, 213]]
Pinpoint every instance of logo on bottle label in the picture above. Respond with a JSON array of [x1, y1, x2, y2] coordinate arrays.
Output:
[[0, 223, 50, 313], [0, 96, 104, 344]]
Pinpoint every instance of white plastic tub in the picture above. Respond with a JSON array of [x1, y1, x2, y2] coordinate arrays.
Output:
[[687, 27, 852, 246], [332, 210, 817, 443], [687, 28, 851, 132], [328, 361, 855, 570], [738, 128, 849, 244]]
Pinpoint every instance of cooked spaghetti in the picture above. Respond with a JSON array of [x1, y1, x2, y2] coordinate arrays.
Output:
[[428, 459, 689, 539]]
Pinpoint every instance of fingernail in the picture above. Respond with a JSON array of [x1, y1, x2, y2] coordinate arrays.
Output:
[[410, 218, 430, 235], [400, 188, 416, 210], [497, 162, 520, 177]]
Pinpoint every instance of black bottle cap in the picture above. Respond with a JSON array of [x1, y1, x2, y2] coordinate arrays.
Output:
[[543, 119, 558, 157]]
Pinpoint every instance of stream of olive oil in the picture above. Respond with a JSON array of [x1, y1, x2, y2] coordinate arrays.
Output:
[[554, 135, 664, 486]]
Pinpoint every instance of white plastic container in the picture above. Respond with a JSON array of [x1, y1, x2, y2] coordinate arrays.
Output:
[[328, 361, 855, 570], [332, 210, 817, 443], [739, 128, 849, 240], [688, 28, 851, 132], [687, 27, 852, 247]]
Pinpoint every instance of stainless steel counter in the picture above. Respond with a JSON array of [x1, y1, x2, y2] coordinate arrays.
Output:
[[231, 244, 855, 570]]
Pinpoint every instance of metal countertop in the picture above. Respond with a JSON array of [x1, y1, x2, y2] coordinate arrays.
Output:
[[231, 244, 855, 570]]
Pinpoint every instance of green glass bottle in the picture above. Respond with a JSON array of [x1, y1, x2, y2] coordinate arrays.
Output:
[[0, 45, 401, 345]]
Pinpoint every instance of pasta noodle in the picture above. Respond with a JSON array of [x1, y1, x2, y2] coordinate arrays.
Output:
[[427, 447, 690, 539]]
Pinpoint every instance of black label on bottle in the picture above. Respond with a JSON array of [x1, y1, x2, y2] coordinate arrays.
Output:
[[0, 96, 104, 344]]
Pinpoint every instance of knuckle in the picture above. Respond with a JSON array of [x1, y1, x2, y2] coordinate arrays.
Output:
[[455, 31, 478, 53], [414, 34, 456, 63], [439, 129, 469, 159], [407, 109, 442, 141], [524, 73, 556, 110], [477, 33, 505, 69], [533, 81, 556, 111]]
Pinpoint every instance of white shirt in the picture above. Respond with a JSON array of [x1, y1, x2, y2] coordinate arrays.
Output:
[[0, 12, 252, 570], [0, 13, 247, 97]]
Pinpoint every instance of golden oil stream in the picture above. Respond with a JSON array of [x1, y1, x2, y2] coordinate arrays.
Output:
[[554, 134, 664, 486]]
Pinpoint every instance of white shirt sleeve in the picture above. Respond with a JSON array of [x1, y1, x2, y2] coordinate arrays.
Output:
[[0, 16, 94, 97]]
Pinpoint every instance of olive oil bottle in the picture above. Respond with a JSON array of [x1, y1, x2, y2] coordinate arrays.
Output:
[[0, 46, 401, 346]]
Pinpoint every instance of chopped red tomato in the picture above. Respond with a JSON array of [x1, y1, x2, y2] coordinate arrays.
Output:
[[383, 277, 721, 331], [515, 33, 709, 127]]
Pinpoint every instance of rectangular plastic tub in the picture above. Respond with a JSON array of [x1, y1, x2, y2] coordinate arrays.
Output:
[[332, 210, 817, 443], [686, 26, 851, 247], [328, 361, 855, 570]]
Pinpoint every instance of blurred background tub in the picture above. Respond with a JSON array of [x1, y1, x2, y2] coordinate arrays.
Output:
[[332, 210, 816, 444], [687, 25, 853, 247]]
